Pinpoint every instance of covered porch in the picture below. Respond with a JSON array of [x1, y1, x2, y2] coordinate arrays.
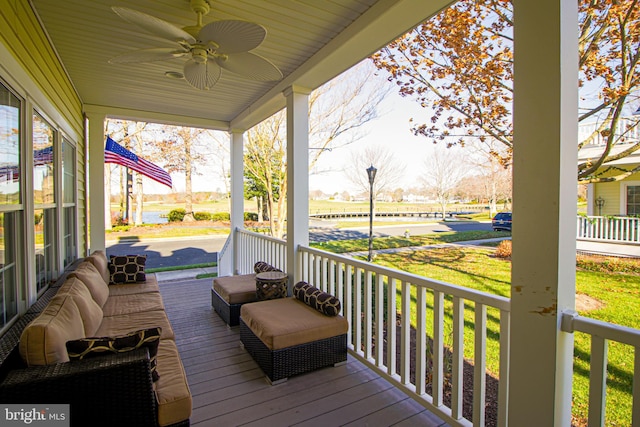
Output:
[[162, 276, 445, 426], [1, 0, 634, 425]]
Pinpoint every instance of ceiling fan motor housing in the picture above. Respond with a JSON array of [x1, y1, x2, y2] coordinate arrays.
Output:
[[190, 0, 210, 17]]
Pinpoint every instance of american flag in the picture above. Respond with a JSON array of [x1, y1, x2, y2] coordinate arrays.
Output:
[[104, 136, 172, 188]]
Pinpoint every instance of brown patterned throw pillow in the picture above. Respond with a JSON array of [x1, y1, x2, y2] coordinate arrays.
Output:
[[109, 255, 146, 284], [293, 281, 341, 316], [66, 327, 161, 381], [253, 261, 281, 274]]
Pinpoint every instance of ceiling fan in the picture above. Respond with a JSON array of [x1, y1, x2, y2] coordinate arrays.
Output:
[[109, 0, 283, 90]]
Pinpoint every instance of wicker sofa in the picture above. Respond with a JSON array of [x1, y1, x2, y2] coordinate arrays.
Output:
[[0, 251, 191, 427]]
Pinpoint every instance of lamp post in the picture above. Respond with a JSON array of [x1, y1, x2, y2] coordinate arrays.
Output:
[[367, 165, 377, 262], [596, 196, 605, 216]]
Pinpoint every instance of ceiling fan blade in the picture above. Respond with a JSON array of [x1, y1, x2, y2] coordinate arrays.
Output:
[[198, 20, 266, 54], [183, 59, 222, 90], [112, 7, 196, 44], [109, 48, 189, 64], [216, 52, 283, 81]]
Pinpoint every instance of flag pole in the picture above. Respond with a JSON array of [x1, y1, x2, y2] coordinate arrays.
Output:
[[125, 167, 132, 223]]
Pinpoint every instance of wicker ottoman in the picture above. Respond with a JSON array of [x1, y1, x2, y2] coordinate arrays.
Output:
[[211, 274, 258, 326], [240, 297, 348, 384]]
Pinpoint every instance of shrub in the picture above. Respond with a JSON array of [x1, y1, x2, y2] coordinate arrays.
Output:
[[193, 211, 212, 221], [494, 240, 512, 259], [210, 212, 230, 221], [577, 254, 640, 274], [167, 208, 186, 222], [244, 212, 258, 221]]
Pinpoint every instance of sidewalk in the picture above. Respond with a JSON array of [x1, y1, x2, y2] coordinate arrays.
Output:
[[155, 266, 217, 282]]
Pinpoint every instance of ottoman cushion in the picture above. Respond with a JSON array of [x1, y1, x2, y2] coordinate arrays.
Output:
[[240, 297, 348, 350], [213, 274, 257, 304]]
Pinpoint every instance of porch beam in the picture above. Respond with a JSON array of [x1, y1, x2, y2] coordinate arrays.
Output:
[[284, 85, 311, 287], [85, 110, 107, 253], [509, 1, 578, 426]]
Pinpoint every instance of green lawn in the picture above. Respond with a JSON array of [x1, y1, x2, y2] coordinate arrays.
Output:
[[311, 230, 510, 253], [322, 236, 637, 426]]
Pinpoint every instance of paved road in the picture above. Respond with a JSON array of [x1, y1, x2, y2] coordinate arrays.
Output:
[[107, 220, 494, 269], [309, 220, 493, 242], [107, 236, 226, 269]]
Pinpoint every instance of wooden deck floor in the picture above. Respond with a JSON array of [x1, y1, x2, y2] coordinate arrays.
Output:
[[159, 277, 447, 427]]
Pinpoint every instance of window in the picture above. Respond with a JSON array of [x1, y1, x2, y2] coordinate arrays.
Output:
[[0, 82, 23, 328], [62, 138, 76, 267], [33, 112, 56, 291], [627, 185, 640, 216]]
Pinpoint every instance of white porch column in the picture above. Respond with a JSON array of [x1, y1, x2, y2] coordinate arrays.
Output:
[[285, 86, 311, 286], [509, 1, 578, 426], [86, 111, 107, 254], [586, 183, 594, 216], [230, 129, 245, 275]]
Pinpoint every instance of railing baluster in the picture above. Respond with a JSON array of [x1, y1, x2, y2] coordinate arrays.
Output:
[[387, 277, 397, 377], [375, 273, 384, 368], [416, 286, 427, 396], [401, 281, 411, 385], [498, 309, 511, 427], [329, 260, 336, 296], [354, 267, 362, 357], [345, 264, 353, 349], [474, 303, 487, 426], [433, 290, 444, 407], [589, 335, 608, 426], [452, 296, 464, 420], [365, 270, 373, 361], [634, 348, 640, 426], [337, 262, 344, 315]]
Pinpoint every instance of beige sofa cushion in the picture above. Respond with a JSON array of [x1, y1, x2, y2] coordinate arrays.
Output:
[[85, 250, 110, 285], [96, 310, 175, 340], [102, 292, 165, 317], [155, 340, 192, 427], [213, 274, 257, 304], [108, 274, 160, 296], [240, 298, 348, 350], [20, 293, 86, 365], [68, 261, 109, 307], [58, 277, 103, 336]]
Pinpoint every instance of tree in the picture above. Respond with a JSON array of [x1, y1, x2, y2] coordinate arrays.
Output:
[[346, 144, 405, 200], [153, 126, 207, 221], [371, 0, 640, 182], [105, 120, 148, 225], [422, 147, 469, 219], [244, 61, 389, 238], [244, 112, 286, 237]]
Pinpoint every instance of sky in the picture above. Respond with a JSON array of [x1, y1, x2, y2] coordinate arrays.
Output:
[[125, 79, 447, 196], [307, 91, 438, 195]]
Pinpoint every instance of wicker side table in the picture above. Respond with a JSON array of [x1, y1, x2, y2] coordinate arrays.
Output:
[[255, 271, 288, 301]]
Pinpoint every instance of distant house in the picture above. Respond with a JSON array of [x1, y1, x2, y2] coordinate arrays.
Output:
[[579, 117, 640, 217]]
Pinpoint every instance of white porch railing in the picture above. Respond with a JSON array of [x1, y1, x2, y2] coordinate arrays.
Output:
[[216, 233, 233, 277], [231, 229, 640, 426], [298, 246, 510, 427], [561, 311, 640, 426], [577, 215, 640, 244], [234, 228, 287, 274]]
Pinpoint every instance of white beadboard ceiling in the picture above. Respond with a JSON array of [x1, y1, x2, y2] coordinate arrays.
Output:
[[29, 0, 452, 130]]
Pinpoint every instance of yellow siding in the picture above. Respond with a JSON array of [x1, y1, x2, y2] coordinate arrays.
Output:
[[0, 0, 87, 254], [594, 182, 620, 216]]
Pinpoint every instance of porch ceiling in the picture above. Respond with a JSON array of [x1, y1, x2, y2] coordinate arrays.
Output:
[[29, 0, 453, 131]]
